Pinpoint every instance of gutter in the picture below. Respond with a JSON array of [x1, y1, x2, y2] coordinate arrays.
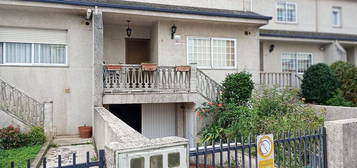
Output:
[[260, 33, 357, 42], [26, 0, 272, 20]]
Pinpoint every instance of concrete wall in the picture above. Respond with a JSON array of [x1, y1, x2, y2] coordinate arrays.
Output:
[[255, 0, 357, 35], [0, 6, 93, 135], [261, 41, 325, 72], [312, 104, 357, 121], [325, 118, 357, 168], [0, 110, 31, 132]]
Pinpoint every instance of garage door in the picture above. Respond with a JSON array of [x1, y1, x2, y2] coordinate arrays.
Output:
[[142, 103, 176, 139]]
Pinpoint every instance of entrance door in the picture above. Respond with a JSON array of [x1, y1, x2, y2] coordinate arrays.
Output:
[[125, 38, 150, 64]]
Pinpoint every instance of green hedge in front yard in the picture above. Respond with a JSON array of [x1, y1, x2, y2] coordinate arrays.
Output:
[[0, 145, 41, 168]]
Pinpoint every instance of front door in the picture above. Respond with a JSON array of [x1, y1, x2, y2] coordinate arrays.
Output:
[[125, 38, 150, 64]]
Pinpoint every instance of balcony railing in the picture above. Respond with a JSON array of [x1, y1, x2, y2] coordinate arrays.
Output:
[[103, 64, 223, 101], [104, 64, 191, 93], [259, 72, 302, 88]]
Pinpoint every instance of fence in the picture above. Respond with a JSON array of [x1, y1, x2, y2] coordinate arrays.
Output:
[[190, 128, 326, 168], [0, 78, 44, 127], [259, 72, 302, 88], [9, 150, 105, 168]]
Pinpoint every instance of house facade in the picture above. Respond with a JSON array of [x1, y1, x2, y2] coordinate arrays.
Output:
[[0, 0, 355, 146]]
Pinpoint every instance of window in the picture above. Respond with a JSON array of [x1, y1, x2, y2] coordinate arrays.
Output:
[[281, 52, 312, 73], [0, 42, 67, 66], [332, 7, 342, 27], [187, 37, 236, 68], [277, 1, 297, 23]]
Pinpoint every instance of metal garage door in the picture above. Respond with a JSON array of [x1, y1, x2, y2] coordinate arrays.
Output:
[[142, 103, 176, 139]]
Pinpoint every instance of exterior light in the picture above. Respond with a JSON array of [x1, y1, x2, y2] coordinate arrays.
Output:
[[126, 20, 132, 37], [269, 44, 275, 53], [171, 24, 177, 39]]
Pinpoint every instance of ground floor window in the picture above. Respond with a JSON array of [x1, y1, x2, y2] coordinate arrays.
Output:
[[187, 37, 236, 69], [0, 42, 67, 65], [281, 52, 312, 73]]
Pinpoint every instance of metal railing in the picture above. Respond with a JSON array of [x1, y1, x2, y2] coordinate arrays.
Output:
[[104, 64, 191, 93], [190, 128, 327, 168], [259, 72, 302, 88], [0, 78, 44, 127], [9, 150, 105, 168], [196, 69, 223, 101]]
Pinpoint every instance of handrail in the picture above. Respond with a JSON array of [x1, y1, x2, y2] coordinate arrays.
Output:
[[196, 69, 223, 101], [0, 78, 44, 127], [259, 71, 302, 88]]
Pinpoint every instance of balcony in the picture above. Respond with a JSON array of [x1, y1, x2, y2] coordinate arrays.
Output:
[[259, 72, 302, 88], [102, 64, 222, 104]]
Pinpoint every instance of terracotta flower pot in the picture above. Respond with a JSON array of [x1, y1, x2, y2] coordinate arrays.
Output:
[[105, 65, 122, 71], [176, 66, 191, 72], [141, 63, 158, 71], [78, 126, 92, 138]]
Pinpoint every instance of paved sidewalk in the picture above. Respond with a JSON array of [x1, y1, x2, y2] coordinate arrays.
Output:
[[42, 136, 96, 167]]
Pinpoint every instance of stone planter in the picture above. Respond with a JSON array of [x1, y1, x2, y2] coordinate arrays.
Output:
[[105, 64, 122, 71], [78, 126, 92, 138], [176, 66, 191, 72], [141, 63, 157, 71]]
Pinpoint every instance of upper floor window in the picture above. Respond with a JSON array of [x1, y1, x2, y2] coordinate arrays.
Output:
[[187, 37, 236, 69], [281, 52, 312, 73], [332, 7, 342, 27], [277, 1, 297, 23], [0, 42, 67, 66]]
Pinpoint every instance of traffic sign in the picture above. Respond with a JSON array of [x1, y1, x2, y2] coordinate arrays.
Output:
[[257, 134, 274, 168]]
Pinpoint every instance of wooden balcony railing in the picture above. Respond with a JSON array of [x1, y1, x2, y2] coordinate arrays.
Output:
[[259, 72, 302, 88]]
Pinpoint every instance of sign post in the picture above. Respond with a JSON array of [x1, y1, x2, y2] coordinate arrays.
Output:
[[257, 134, 274, 168]]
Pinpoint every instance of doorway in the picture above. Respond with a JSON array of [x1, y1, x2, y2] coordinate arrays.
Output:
[[108, 104, 142, 133], [125, 38, 150, 64]]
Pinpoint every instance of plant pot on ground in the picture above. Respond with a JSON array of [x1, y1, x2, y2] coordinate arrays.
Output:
[[78, 125, 92, 138]]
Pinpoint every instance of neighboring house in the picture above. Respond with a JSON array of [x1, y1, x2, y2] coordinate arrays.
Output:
[[0, 0, 355, 146]]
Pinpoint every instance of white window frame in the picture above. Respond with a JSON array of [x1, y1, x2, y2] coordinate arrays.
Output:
[[281, 52, 313, 74], [1, 42, 68, 66], [186, 36, 237, 69], [276, 1, 298, 24], [332, 6, 342, 28]]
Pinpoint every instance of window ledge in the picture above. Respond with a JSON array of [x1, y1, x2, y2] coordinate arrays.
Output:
[[0, 64, 69, 68]]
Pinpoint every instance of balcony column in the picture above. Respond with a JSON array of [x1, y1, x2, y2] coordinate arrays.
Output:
[[92, 7, 104, 107], [189, 63, 197, 93]]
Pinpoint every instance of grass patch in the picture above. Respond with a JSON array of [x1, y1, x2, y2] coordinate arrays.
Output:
[[0, 145, 42, 168]]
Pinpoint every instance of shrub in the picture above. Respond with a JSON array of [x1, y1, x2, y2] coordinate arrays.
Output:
[[198, 88, 324, 143], [221, 71, 254, 105], [301, 63, 339, 104], [26, 127, 46, 146], [330, 61, 357, 105], [326, 89, 353, 107], [0, 125, 27, 149]]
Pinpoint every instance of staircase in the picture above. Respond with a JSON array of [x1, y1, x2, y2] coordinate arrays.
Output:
[[0, 78, 44, 127], [196, 69, 223, 102]]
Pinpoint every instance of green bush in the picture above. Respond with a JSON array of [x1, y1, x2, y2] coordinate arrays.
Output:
[[301, 63, 339, 104], [221, 71, 254, 105], [330, 61, 357, 105], [326, 89, 353, 107], [0, 126, 46, 150], [27, 127, 46, 146], [198, 88, 324, 143]]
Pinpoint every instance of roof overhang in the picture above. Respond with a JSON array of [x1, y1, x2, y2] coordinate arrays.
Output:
[[260, 30, 357, 45], [13, 0, 271, 26]]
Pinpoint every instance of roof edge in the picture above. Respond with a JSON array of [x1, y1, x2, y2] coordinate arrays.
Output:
[[26, 0, 272, 20], [260, 31, 357, 42]]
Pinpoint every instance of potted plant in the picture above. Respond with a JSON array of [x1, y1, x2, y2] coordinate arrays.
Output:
[[141, 63, 158, 71], [176, 65, 191, 72], [105, 64, 122, 71], [78, 125, 92, 138]]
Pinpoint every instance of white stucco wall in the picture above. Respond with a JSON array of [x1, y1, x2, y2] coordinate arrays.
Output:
[[255, 0, 357, 35], [0, 6, 93, 135], [156, 21, 261, 83], [261, 41, 325, 72]]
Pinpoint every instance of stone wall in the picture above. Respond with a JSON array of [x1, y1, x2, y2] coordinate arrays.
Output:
[[312, 104, 357, 121]]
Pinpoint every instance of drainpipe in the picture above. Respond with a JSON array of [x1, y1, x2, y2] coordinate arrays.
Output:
[[315, 0, 319, 32]]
